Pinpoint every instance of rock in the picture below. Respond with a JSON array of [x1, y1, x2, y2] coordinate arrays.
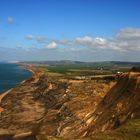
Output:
[[13, 132, 36, 140]]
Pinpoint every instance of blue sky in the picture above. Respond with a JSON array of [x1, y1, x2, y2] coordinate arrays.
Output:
[[0, 0, 140, 61]]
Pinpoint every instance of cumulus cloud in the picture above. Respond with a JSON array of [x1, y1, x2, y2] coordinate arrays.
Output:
[[7, 17, 14, 23], [73, 28, 140, 52], [75, 36, 107, 49], [117, 28, 140, 39], [25, 28, 140, 53], [114, 28, 140, 51], [46, 41, 57, 49]]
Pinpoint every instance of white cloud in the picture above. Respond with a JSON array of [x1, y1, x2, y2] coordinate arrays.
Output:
[[117, 28, 140, 39], [46, 41, 57, 49], [7, 17, 14, 23], [73, 28, 140, 52], [94, 37, 107, 45], [75, 36, 107, 48], [114, 28, 140, 51], [2, 28, 140, 61], [75, 36, 93, 45], [25, 28, 140, 53]]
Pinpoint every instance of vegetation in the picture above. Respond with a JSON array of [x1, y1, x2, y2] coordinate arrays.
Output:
[[46, 64, 130, 76], [25, 61, 139, 76], [81, 119, 140, 140]]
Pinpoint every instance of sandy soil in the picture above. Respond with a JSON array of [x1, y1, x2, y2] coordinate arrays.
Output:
[[0, 65, 35, 113], [0, 89, 13, 112]]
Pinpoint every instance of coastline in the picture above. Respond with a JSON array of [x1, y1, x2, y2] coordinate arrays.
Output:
[[0, 66, 34, 113], [0, 89, 13, 112], [0, 65, 46, 113]]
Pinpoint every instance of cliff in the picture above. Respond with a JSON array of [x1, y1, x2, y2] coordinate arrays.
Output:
[[0, 66, 140, 140]]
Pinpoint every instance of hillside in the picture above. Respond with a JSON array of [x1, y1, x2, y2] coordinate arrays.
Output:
[[0, 66, 140, 140]]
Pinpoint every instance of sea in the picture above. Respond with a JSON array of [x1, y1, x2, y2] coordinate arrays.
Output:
[[0, 63, 31, 94]]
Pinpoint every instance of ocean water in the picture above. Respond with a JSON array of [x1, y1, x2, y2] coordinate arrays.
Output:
[[0, 63, 31, 94]]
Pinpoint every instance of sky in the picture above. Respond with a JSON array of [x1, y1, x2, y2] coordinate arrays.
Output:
[[0, 0, 140, 62]]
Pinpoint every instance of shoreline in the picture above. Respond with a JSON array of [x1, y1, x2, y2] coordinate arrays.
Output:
[[0, 65, 46, 113], [0, 89, 13, 112], [0, 66, 34, 112]]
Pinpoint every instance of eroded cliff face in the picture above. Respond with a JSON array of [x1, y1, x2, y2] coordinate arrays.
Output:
[[82, 72, 140, 137], [35, 77, 115, 139], [0, 67, 140, 140]]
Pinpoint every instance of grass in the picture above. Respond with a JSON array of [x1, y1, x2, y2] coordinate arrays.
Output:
[[35, 63, 130, 76], [46, 65, 116, 76], [80, 119, 140, 140]]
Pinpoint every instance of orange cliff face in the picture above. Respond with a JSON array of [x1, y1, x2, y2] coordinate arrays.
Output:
[[52, 71, 140, 138], [81, 71, 140, 136]]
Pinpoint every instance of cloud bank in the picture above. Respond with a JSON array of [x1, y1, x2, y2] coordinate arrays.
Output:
[[1, 28, 140, 61], [25, 28, 140, 52], [66, 28, 140, 52]]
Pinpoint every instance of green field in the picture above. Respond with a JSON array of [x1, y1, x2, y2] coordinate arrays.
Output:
[[46, 64, 130, 76]]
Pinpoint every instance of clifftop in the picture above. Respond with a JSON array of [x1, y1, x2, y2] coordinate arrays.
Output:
[[0, 66, 140, 140]]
